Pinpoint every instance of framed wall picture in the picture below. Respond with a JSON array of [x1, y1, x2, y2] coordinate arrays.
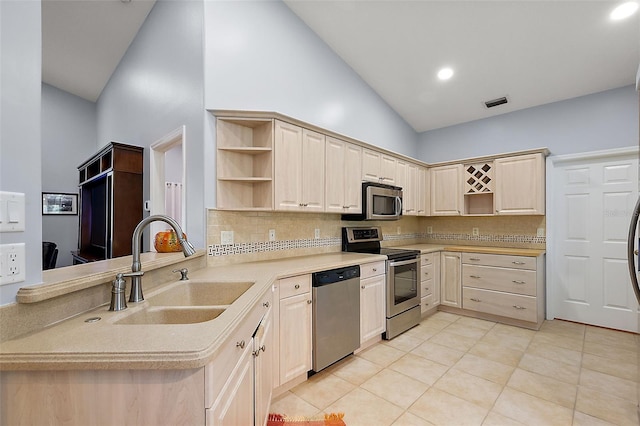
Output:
[[42, 192, 78, 215]]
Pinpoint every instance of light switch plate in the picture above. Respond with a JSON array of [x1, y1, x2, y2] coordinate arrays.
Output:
[[472, 227, 479, 236], [269, 229, 276, 241], [314, 229, 320, 239], [427, 226, 433, 234], [0, 192, 25, 232]]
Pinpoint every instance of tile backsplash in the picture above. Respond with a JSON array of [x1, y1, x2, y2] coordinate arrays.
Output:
[[206, 210, 546, 266]]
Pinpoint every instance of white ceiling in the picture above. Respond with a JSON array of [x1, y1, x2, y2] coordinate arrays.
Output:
[[41, 0, 155, 102], [41, 0, 639, 131]]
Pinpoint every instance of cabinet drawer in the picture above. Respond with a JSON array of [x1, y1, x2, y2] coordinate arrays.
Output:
[[463, 287, 537, 323], [462, 265, 536, 296], [278, 274, 311, 299], [360, 261, 385, 279], [421, 263, 434, 282], [421, 278, 434, 297], [421, 294, 435, 314], [462, 253, 536, 270], [421, 253, 436, 265]]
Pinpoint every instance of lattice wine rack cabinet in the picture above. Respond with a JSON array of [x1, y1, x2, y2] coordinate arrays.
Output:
[[464, 162, 494, 215]]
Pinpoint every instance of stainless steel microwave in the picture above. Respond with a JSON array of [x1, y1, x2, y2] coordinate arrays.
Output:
[[342, 182, 403, 221]]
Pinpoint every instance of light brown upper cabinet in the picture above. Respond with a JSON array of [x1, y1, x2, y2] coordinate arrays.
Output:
[[417, 166, 430, 217], [494, 153, 545, 215], [274, 120, 325, 212], [430, 164, 464, 216], [463, 161, 494, 215], [216, 117, 274, 211], [362, 148, 397, 184], [396, 160, 421, 216], [325, 137, 362, 214]]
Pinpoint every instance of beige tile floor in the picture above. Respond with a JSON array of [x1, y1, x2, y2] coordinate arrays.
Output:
[[270, 312, 640, 426]]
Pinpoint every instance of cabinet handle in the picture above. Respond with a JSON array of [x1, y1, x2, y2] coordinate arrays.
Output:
[[299, 203, 304, 207], [253, 349, 261, 357], [263, 301, 270, 308], [424, 287, 429, 291], [470, 298, 481, 302], [295, 284, 300, 289], [512, 280, 526, 284], [372, 268, 377, 272], [469, 258, 481, 261], [307, 300, 312, 304], [236, 340, 245, 349], [513, 305, 526, 310], [424, 302, 429, 306], [469, 275, 481, 279], [361, 285, 365, 289], [512, 261, 526, 265], [260, 345, 266, 352]]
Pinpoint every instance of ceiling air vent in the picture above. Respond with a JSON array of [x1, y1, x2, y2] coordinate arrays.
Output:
[[484, 96, 508, 109]]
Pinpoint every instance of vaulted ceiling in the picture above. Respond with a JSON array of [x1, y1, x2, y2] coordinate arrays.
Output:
[[42, 0, 639, 132]]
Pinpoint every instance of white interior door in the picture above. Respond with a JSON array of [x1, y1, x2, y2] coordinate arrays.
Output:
[[549, 148, 639, 332]]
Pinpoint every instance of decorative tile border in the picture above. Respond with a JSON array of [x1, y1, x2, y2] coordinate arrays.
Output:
[[209, 237, 342, 256], [207, 232, 545, 257]]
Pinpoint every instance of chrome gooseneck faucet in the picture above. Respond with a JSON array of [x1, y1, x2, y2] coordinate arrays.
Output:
[[128, 215, 196, 303]]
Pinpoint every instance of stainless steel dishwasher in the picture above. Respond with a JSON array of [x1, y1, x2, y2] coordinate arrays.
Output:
[[312, 265, 361, 372]]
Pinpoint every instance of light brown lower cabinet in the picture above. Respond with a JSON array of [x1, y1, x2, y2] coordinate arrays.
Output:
[[0, 290, 273, 426]]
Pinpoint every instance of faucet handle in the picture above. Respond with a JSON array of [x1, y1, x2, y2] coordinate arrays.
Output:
[[120, 271, 144, 278], [109, 274, 128, 311], [172, 268, 189, 281]]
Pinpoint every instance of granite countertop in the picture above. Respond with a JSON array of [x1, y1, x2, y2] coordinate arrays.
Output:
[[0, 252, 385, 372]]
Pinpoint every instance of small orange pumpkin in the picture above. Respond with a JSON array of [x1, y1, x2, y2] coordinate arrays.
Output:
[[154, 229, 186, 253]]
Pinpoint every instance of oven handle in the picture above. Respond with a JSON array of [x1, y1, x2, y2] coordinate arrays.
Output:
[[387, 257, 419, 268]]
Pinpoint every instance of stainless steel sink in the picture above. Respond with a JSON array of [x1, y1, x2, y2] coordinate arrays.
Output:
[[115, 307, 226, 325], [148, 280, 255, 306]]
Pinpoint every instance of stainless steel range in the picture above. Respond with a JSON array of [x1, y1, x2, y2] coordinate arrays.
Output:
[[342, 226, 421, 339]]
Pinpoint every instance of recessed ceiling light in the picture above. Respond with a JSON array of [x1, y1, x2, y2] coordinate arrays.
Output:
[[610, 1, 639, 20], [437, 67, 454, 81]]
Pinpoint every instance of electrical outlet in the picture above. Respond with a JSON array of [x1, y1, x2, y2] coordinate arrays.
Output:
[[537, 228, 545, 237], [269, 229, 276, 241], [472, 227, 479, 236], [314, 228, 320, 239], [221, 231, 234, 245], [427, 226, 433, 234], [0, 243, 25, 285]]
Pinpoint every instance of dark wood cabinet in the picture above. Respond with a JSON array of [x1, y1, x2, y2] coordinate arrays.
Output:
[[75, 142, 143, 263]]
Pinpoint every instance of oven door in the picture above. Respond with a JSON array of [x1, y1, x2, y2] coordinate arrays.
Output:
[[386, 257, 419, 317]]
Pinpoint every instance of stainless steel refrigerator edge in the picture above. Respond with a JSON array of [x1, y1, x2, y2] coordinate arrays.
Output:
[[625, 64, 640, 421]]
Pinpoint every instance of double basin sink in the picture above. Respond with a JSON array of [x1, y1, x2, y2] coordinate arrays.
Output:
[[114, 280, 254, 325]]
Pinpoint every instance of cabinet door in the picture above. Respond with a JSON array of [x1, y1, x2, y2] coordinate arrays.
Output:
[[360, 274, 386, 343], [343, 143, 363, 213], [494, 153, 545, 215], [208, 337, 254, 426], [326, 138, 362, 213], [380, 154, 397, 184], [440, 252, 461, 308], [301, 129, 325, 211], [254, 306, 274, 426], [417, 167, 430, 216], [362, 148, 382, 182], [405, 163, 419, 215], [396, 160, 408, 212], [279, 293, 312, 384], [274, 120, 303, 210], [325, 137, 347, 212], [431, 164, 463, 216]]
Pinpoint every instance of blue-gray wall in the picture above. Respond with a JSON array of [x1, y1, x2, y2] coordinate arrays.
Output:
[[41, 83, 97, 267], [0, 0, 42, 305], [417, 85, 638, 163], [97, 0, 205, 249], [203, 0, 417, 157]]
